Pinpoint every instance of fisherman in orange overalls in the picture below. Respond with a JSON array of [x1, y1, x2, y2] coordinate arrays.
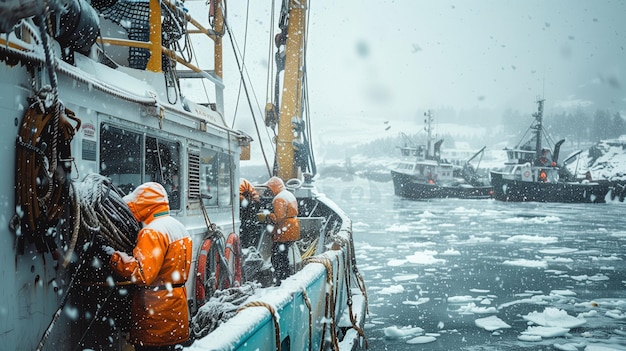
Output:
[[264, 177, 300, 284], [107, 182, 192, 351]]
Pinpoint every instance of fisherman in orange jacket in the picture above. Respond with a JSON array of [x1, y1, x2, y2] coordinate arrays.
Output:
[[264, 177, 300, 284], [108, 182, 192, 351]]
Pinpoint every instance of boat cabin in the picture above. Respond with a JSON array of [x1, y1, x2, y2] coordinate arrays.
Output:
[[400, 145, 426, 159], [501, 163, 559, 183], [395, 159, 454, 183], [505, 148, 536, 165]]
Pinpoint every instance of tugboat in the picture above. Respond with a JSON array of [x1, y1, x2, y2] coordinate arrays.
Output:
[[390, 110, 493, 200], [0, 0, 367, 350], [490, 98, 611, 203]]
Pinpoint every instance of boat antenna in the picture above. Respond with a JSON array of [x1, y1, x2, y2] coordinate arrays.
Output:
[[532, 97, 545, 156]]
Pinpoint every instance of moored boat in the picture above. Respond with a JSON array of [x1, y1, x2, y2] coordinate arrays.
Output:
[[0, 0, 367, 350], [390, 110, 492, 200], [490, 98, 611, 203]]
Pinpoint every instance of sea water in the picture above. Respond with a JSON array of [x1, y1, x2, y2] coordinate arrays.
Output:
[[316, 177, 626, 351]]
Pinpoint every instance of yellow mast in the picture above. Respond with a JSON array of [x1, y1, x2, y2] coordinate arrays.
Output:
[[276, 0, 307, 181], [146, 0, 162, 72], [213, 0, 224, 78]]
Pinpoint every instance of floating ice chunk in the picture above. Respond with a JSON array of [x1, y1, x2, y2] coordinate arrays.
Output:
[[387, 259, 408, 267], [406, 336, 437, 344], [550, 289, 577, 296], [406, 250, 445, 265], [539, 247, 578, 255], [386, 224, 411, 232], [379, 285, 404, 295], [506, 235, 558, 244], [523, 307, 586, 328], [383, 325, 424, 338], [402, 298, 430, 306], [457, 303, 497, 314], [418, 211, 436, 218], [517, 334, 542, 342], [553, 342, 586, 351], [441, 248, 461, 256], [448, 295, 476, 303], [503, 259, 548, 268], [521, 326, 570, 338], [470, 288, 490, 293], [544, 256, 574, 263], [605, 309, 626, 320], [392, 274, 419, 282], [571, 275, 589, 281], [588, 274, 610, 281], [475, 316, 511, 331]]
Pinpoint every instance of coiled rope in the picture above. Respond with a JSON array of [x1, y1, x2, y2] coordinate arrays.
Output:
[[76, 173, 140, 253]]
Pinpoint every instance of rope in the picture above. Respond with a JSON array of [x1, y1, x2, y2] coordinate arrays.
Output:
[[237, 301, 281, 351], [14, 92, 79, 254], [76, 174, 140, 253], [340, 239, 368, 349], [192, 282, 257, 338], [304, 256, 339, 351], [301, 288, 313, 351], [223, 14, 273, 177], [61, 182, 81, 268]]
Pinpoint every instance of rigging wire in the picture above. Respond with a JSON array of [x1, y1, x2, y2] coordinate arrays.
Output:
[[230, 0, 250, 129], [302, 0, 317, 176], [265, 0, 276, 105], [223, 13, 273, 177]]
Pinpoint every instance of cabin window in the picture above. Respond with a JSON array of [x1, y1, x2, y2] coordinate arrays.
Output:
[[100, 123, 181, 210], [145, 137, 181, 210], [199, 147, 234, 207], [100, 125, 142, 195]]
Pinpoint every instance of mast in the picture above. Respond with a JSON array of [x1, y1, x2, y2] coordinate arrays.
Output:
[[275, 0, 307, 181], [532, 98, 545, 156], [424, 109, 434, 159]]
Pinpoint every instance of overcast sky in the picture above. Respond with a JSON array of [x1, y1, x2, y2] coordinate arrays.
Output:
[[198, 0, 626, 148]]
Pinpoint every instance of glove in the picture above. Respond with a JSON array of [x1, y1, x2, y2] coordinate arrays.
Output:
[[102, 245, 115, 255], [256, 212, 266, 222]]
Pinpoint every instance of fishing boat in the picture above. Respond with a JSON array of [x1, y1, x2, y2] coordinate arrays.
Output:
[[490, 98, 612, 203], [390, 110, 493, 200], [0, 0, 367, 350]]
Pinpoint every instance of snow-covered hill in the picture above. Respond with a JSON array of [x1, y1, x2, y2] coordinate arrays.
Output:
[[566, 136, 626, 181]]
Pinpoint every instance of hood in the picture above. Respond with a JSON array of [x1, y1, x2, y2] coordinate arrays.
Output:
[[266, 176, 285, 196], [123, 182, 170, 224]]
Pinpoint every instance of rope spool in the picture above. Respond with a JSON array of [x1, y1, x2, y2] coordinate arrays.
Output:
[[14, 93, 80, 255], [76, 173, 140, 253]]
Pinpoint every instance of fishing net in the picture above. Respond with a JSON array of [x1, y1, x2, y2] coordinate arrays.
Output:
[[93, 0, 150, 69], [191, 282, 259, 339]]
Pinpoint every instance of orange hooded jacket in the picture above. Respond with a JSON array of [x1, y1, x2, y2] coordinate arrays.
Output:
[[239, 178, 260, 204], [110, 182, 192, 347], [266, 177, 300, 242]]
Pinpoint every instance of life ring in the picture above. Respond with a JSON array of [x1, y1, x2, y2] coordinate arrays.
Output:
[[285, 178, 303, 189], [523, 170, 531, 178], [224, 232, 243, 288], [195, 232, 243, 308], [195, 235, 217, 307]]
